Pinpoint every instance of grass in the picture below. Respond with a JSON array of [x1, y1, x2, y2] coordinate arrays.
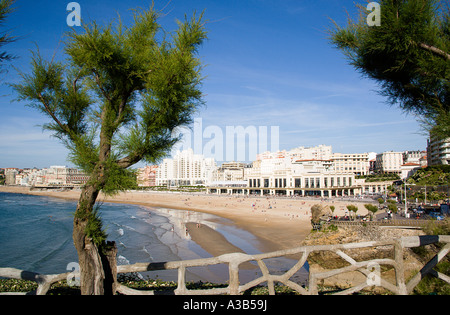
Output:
[[1, 275, 449, 295], [0, 278, 302, 295]]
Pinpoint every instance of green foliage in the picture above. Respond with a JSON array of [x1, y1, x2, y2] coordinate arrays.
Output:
[[11, 6, 208, 248], [413, 261, 450, 295], [12, 5, 208, 187], [357, 173, 400, 182], [423, 218, 450, 236], [346, 205, 358, 213], [407, 165, 450, 185], [387, 203, 398, 213], [0, 278, 37, 293], [85, 208, 107, 247], [99, 158, 138, 196], [364, 204, 378, 215], [0, 0, 16, 70], [75, 204, 108, 247], [329, 0, 450, 138]]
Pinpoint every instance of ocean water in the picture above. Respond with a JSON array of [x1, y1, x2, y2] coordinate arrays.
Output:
[[0, 192, 307, 284]]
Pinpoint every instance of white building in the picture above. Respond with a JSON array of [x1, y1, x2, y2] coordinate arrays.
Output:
[[400, 163, 421, 180], [214, 162, 249, 182], [427, 136, 450, 166], [44, 166, 89, 186], [403, 150, 427, 165], [256, 145, 332, 162], [331, 153, 370, 176], [219, 157, 359, 197], [376, 151, 404, 175], [156, 149, 217, 186], [5, 168, 18, 186]]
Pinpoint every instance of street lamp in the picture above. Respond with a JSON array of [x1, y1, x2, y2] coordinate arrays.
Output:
[[404, 182, 415, 218]]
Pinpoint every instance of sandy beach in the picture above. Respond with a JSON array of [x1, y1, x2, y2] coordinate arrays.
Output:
[[0, 186, 373, 254]]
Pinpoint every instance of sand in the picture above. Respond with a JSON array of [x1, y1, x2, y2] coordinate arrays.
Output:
[[0, 186, 372, 254]]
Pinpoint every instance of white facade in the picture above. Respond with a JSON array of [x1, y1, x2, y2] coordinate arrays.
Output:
[[403, 150, 427, 165], [243, 158, 357, 197], [331, 153, 370, 176], [214, 162, 248, 182], [400, 163, 421, 180], [256, 145, 332, 162], [376, 151, 404, 175], [156, 149, 217, 186], [3, 166, 88, 187], [427, 137, 450, 166]]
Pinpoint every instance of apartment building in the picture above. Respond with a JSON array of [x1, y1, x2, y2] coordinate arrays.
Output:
[[375, 151, 404, 175], [256, 145, 332, 162], [156, 149, 217, 186], [427, 137, 450, 166], [214, 162, 249, 182], [137, 165, 159, 187], [44, 166, 89, 186], [2, 166, 89, 187], [331, 152, 371, 176], [4, 168, 18, 186], [403, 150, 427, 165]]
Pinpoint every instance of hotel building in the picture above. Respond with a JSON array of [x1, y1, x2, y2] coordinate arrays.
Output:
[[156, 149, 217, 186], [375, 151, 404, 175], [331, 152, 373, 176]]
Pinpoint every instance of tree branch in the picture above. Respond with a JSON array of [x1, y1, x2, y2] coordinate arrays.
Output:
[[419, 43, 450, 61], [116, 154, 142, 169], [92, 69, 112, 102], [37, 92, 71, 136], [72, 68, 83, 94]]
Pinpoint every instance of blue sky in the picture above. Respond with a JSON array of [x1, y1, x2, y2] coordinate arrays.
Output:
[[0, 0, 427, 168]]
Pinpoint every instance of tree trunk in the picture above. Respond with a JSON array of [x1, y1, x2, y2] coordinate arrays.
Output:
[[73, 185, 117, 295]]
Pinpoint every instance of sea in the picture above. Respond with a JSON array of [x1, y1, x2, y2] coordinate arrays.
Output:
[[0, 192, 308, 284]]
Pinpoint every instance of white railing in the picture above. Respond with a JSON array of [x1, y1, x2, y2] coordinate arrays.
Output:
[[1, 235, 449, 295]]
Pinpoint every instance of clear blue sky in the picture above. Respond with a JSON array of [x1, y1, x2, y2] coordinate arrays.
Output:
[[0, 0, 427, 168]]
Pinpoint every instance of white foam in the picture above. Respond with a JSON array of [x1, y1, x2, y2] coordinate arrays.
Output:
[[117, 255, 130, 265]]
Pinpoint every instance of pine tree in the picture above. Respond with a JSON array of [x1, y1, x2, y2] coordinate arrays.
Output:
[[0, 0, 16, 73], [329, 0, 449, 139], [12, 6, 207, 295]]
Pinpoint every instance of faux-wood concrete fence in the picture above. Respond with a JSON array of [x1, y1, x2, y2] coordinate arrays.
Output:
[[327, 219, 439, 228], [1, 235, 449, 295]]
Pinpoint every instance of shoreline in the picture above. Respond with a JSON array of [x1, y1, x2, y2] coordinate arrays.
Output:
[[0, 186, 372, 253]]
